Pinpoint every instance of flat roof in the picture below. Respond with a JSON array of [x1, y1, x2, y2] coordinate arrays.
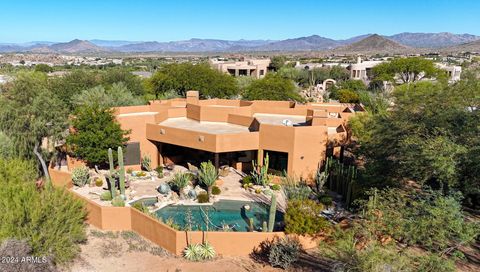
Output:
[[117, 112, 158, 117], [253, 113, 307, 126], [159, 117, 250, 134]]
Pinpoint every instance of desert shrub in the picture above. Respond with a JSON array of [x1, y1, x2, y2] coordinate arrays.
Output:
[[282, 175, 312, 201], [0, 183, 86, 264], [268, 236, 302, 269], [111, 196, 125, 207], [416, 254, 456, 272], [318, 194, 333, 207], [197, 192, 209, 203], [242, 175, 253, 185], [271, 184, 281, 191], [100, 191, 112, 201], [0, 239, 56, 272], [132, 202, 149, 213], [71, 166, 90, 187], [0, 158, 37, 185], [284, 200, 329, 235], [211, 185, 221, 195], [141, 154, 151, 171], [155, 165, 164, 178], [126, 168, 133, 174], [170, 172, 191, 198], [335, 89, 360, 103]]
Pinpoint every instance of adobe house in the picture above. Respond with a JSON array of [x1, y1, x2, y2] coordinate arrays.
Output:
[[114, 91, 364, 181]]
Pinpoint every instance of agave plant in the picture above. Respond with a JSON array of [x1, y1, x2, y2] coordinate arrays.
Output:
[[183, 243, 202, 261], [171, 172, 191, 199], [199, 242, 216, 260], [198, 161, 218, 200]]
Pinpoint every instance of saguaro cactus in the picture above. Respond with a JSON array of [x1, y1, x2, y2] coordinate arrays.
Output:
[[118, 146, 126, 198], [268, 193, 277, 232], [107, 148, 116, 198]]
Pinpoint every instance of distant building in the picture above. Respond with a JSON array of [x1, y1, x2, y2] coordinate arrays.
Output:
[[295, 62, 349, 70], [210, 58, 270, 79], [347, 57, 385, 82], [436, 63, 462, 82]]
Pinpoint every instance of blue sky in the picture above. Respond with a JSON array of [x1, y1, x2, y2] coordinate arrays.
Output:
[[0, 0, 478, 43]]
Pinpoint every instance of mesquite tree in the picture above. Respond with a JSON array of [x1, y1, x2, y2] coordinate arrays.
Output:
[[0, 72, 67, 180]]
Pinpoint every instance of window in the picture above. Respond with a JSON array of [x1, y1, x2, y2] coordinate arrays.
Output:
[[124, 142, 141, 165]]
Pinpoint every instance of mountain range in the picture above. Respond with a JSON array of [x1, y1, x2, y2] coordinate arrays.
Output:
[[0, 32, 479, 54]]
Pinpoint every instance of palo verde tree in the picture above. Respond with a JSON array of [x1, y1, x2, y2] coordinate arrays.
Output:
[[0, 72, 67, 180], [243, 73, 303, 101], [371, 57, 440, 84], [147, 62, 239, 98]]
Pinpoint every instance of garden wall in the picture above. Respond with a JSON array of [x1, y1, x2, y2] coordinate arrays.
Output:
[[48, 167, 292, 256]]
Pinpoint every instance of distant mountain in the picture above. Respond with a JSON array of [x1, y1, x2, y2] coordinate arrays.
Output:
[[387, 32, 480, 48], [332, 34, 411, 54], [46, 39, 107, 53], [251, 35, 340, 51], [89, 39, 139, 47], [337, 34, 373, 45], [442, 39, 480, 53], [116, 38, 273, 52], [0, 32, 479, 54]]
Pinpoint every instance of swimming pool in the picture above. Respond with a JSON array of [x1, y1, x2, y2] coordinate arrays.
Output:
[[155, 199, 284, 232]]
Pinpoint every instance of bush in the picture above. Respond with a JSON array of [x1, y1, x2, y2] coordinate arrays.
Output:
[[0, 183, 86, 264], [141, 154, 151, 171], [282, 175, 312, 201], [242, 175, 253, 185], [112, 196, 125, 207], [335, 89, 360, 103], [318, 194, 333, 207], [211, 185, 221, 195], [155, 165, 164, 178], [271, 184, 281, 191], [268, 237, 302, 269], [72, 166, 90, 187], [285, 200, 329, 235], [126, 168, 133, 174], [100, 191, 113, 201], [197, 192, 209, 203]]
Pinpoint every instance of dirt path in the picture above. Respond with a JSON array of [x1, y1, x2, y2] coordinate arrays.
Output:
[[63, 227, 282, 272]]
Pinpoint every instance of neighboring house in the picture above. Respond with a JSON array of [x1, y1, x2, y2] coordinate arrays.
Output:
[[435, 63, 462, 82], [210, 58, 270, 79], [295, 62, 350, 70], [347, 57, 462, 83], [113, 91, 364, 181], [347, 57, 385, 82]]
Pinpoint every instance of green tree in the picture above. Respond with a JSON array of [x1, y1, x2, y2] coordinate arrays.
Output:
[[335, 89, 360, 103], [371, 57, 439, 84], [148, 62, 239, 98], [101, 67, 146, 96], [34, 63, 53, 73], [72, 82, 144, 108], [0, 72, 67, 180], [243, 74, 303, 101], [67, 104, 129, 166], [269, 56, 287, 71]]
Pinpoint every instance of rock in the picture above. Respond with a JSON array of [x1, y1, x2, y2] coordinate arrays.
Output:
[[157, 183, 171, 195]]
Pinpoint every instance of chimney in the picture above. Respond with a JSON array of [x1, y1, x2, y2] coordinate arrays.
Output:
[[186, 90, 199, 104]]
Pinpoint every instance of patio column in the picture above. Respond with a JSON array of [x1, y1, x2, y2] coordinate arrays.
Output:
[[214, 153, 220, 169], [257, 149, 264, 166]]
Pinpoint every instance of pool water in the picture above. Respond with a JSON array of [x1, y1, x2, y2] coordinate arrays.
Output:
[[155, 200, 284, 232]]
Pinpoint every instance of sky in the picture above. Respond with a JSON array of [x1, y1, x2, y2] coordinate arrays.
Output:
[[0, 0, 479, 43]]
